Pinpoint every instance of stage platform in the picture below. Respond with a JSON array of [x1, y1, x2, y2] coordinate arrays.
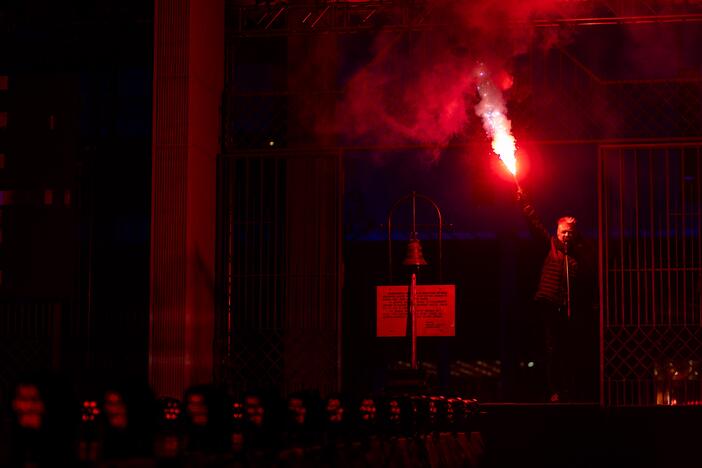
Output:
[[479, 402, 702, 468]]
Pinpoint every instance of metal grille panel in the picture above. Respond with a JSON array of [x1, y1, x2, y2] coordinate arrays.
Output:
[[513, 48, 702, 141], [219, 156, 287, 394], [218, 152, 341, 396], [600, 144, 702, 406]]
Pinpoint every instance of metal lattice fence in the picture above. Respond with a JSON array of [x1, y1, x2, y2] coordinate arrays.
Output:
[[217, 152, 342, 396], [600, 144, 702, 406]]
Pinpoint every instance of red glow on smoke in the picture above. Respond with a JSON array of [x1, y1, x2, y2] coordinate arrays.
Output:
[[496, 69, 514, 91], [341, 44, 476, 155], [338, 0, 568, 156]]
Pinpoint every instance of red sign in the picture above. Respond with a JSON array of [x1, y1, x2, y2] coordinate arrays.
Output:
[[376, 284, 456, 337]]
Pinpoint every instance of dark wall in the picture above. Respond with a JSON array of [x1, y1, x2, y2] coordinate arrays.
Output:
[[1, 0, 153, 389]]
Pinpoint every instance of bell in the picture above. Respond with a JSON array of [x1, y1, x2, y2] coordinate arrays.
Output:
[[403, 237, 428, 266]]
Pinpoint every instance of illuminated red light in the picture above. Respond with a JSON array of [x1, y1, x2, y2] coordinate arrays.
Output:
[[81, 400, 100, 422], [160, 398, 182, 422]]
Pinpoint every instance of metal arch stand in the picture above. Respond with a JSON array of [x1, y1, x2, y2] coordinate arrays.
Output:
[[387, 192, 443, 283], [386, 191, 444, 371]]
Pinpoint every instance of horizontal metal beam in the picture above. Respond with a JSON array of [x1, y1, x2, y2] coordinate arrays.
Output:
[[227, 1, 437, 37], [532, 13, 702, 27], [219, 137, 702, 156], [226, 0, 702, 36]]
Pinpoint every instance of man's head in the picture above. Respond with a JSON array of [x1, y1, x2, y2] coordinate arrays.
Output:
[[557, 216, 577, 245]]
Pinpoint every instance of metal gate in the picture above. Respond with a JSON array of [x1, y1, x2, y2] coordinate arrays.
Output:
[[216, 151, 342, 396], [600, 143, 702, 406]]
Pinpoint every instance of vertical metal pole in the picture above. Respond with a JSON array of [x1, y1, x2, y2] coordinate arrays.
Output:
[[665, 150, 672, 326], [411, 191, 417, 238], [618, 150, 625, 327], [649, 151, 657, 327], [410, 271, 417, 370], [598, 147, 606, 407], [565, 253, 571, 320], [682, 150, 687, 325], [697, 147, 701, 327], [410, 192, 418, 370], [337, 150, 344, 391], [634, 150, 642, 327]]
